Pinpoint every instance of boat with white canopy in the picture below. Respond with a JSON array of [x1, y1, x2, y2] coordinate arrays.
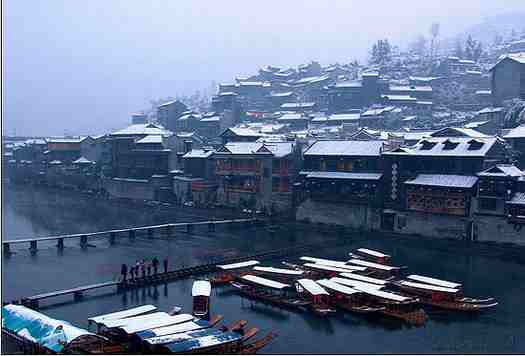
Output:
[[295, 279, 335, 316], [192, 280, 212, 318], [339, 272, 391, 285], [211, 260, 260, 285], [351, 248, 391, 264], [406, 274, 462, 289], [317, 279, 385, 314]]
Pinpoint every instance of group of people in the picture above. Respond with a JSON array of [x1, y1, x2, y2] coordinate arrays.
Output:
[[120, 257, 169, 282]]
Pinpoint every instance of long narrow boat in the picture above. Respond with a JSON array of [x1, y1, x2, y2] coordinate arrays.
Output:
[[192, 280, 211, 318], [252, 266, 304, 283], [346, 259, 401, 278], [350, 248, 391, 264], [339, 272, 392, 285], [392, 280, 498, 311], [156, 329, 245, 354], [302, 263, 367, 278], [330, 277, 384, 291], [211, 260, 260, 285], [329, 278, 428, 326], [230, 275, 310, 310], [295, 279, 336, 316], [88, 305, 158, 330], [317, 279, 385, 314], [240, 332, 277, 354]]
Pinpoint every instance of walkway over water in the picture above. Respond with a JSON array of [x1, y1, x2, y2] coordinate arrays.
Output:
[[17, 242, 325, 309], [2, 218, 259, 254]]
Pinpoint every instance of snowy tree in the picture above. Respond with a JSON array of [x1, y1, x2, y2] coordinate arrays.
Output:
[[429, 22, 440, 59], [370, 39, 392, 65], [410, 35, 427, 56]]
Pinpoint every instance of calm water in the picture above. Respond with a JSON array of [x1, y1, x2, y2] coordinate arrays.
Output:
[[2, 185, 525, 354]]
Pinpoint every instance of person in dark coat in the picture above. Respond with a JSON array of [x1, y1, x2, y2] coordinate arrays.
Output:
[[163, 258, 168, 273], [141, 260, 146, 278], [121, 264, 128, 282], [147, 263, 151, 277], [152, 257, 159, 275]]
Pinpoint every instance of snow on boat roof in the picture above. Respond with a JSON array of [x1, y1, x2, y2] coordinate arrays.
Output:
[[241, 274, 290, 289], [297, 279, 329, 296], [317, 279, 360, 296], [217, 260, 260, 270], [399, 281, 460, 293], [120, 314, 194, 334], [144, 328, 219, 346], [303, 263, 367, 273], [349, 283, 411, 302], [339, 272, 389, 285], [347, 259, 399, 271], [163, 330, 242, 353], [330, 277, 384, 291], [136, 319, 210, 340], [406, 274, 462, 289], [300, 256, 364, 270], [356, 248, 390, 258], [100, 312, 171, 329], [192, 281, 211, 297], [253, 266, 304, 275], [88, 305, 157, 324]]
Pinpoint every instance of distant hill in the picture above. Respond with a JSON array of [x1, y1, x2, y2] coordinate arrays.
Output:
[[460, 12, 525, 45]]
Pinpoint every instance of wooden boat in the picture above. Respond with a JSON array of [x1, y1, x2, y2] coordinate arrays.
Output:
[[210, 260, 260, 285], [339, 272, 393, 285], [392, 280, 498, 311], [317, 279, 385, 314], [295, 279, 336, 316], [88, 304, 158, 332], [230, 275, 310, 310], [252, 266, 304, 283], [192, 280, 211, 318], [301, 263, 367, 278], [346, 259, 401, 278], [240, 332, 277, 354], [351, 248, 391, 264], [328, 278, 427, 326]]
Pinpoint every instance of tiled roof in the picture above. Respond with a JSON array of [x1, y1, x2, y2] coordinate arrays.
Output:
[[111, 124, 171, 136], [304, 140, 383, 157], [384, 137, 497, 157], [478, 164, 524, 178], [136, 135, 163, 144], [405, 174, 478, 188], [182, 149, 214, 159]]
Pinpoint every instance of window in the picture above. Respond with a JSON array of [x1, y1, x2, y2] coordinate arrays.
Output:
[[479, 198, 497, 211]]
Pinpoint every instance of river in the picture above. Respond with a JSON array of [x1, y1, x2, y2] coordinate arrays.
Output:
[[2, 185, 524, 353]]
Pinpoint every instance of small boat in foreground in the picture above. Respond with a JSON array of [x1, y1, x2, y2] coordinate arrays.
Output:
[[192, 280, 211, 318]]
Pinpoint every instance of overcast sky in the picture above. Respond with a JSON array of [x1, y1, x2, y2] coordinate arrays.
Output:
[[3, 0, 525, 136]]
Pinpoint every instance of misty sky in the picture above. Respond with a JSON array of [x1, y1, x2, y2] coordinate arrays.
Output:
[[3, 0, 525, 136]]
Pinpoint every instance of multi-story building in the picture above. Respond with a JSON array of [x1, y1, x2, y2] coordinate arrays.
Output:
[[156, 100, 188, 132], [489, 52, 525, 105], [214, 141, 296, 213]]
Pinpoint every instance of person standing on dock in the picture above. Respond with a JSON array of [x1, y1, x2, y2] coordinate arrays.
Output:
[[163, 257, 168, 273], [120, 264, 128, 283], [135, 260, 140, 279], [147, 263, 152, 277], [141, 260, 146, 278], [152, 257, 159, 275]]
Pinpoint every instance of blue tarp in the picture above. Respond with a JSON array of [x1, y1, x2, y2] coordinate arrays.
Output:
[[2, 304, 95, 353], [163, 330, 242, 353]]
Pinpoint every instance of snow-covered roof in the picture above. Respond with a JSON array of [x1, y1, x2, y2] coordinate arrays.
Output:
[[504, 125, 525, 139], [477, 107, 503, 115], [218, 142, 293, 158], [328, 113, 361, 121], [491, 52, 525, 70], [297, 279, 329, 296], [73, 157, 93, 164], [111, 123, 171, 137], [222, 127, 263, 138], [192, 280, 211, 297], [304, 140, 383, 157], [280, 102, 316, 109], [382, 94, 418, 101], [385, 137, 497, 157], [182, 149, 214, 159], [306, 171, 382, 180], [478, 164, 524, 178], [405, 174, 478, 189], [136, 135, 163, 144], [389, 85, 432, 92], [278, 113, 304, 121], [270, 91, 294, 97]]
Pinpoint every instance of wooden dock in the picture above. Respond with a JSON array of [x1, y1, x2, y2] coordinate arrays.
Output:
[[18, 242, 323, 309], [3, 218, 259, 254]]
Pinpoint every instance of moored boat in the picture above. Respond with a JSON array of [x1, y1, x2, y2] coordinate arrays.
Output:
[[317, 279, 385, 314], [252, 266, 304, 283], [192, 280, 211, 318], [351, 248, 392, 264], [295, 279, 336, 316], [391, 279, 498, 311], [230, 275, 311, 310], [328, 278, 427, 326], [346, 259, 401, 278], [211, 260, 260, 285]]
